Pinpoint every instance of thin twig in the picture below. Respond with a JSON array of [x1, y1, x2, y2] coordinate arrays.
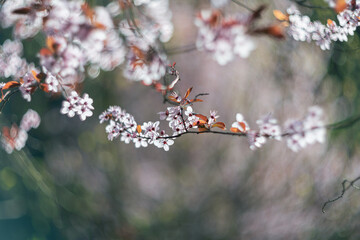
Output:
[[322, 176, 360, 213], [193, 93, 209, 101], [179, 108, 188, 132], [231, 0, 255, 12], [166, 44, 197, 55]]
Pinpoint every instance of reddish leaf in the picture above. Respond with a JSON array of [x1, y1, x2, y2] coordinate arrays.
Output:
[[12, 7, 32, 15], [167, 95, 179, 103], [82, 3, 95, 21], [131, 46, 145, 60], [40, 83, 49, 93], [273, 10, 288, 21], [195, 114, 208, 122], [31, 70, 40, 82], [190, 99, 203, 103], [0, 91, 10, 102], [2, 81, 20, 90], [335, 0, 347, 13], [46, 37, 60, 53], [212, 122, 226, 130], [198, 127, 208, 133], [184, 87, 193, 99], [94, 22, 106, 30], [253, 24, 286, 39], [193, 119, 207, 126], [230, 127, 241, 133], [36, 72, 47, 81], [239, 122, 247, 131], [39, 48, 52, 56], [131, 60, 144, 70], [2, 126, 11, 140]]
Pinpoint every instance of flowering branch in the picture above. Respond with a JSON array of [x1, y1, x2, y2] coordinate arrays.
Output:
[[0, 0, 357, 157]]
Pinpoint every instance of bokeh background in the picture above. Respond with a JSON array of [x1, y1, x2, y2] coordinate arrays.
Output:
[[1, 0, 360, 239]]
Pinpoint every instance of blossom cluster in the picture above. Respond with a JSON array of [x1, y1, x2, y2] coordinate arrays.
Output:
[[276, 1, 360, 50], [99, 106, 175, 151], [284, 106, 326, 152], [230, 106, 325, 151], [0, 0, 174, 121], [195, 9, 256, 65], [1, 109, 40, 154], [60, 91, 94, 121], [0, 40, 28, 79]]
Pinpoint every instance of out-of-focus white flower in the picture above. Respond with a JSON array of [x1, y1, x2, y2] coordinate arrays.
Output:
[[1, 109, 40, 154], [285, 4, 360, 50], [211, 0, 230, 8], [154, 136, 174, 151], [284, 106, 325, 152], [195, 10, 256, 65], [20, 109, 41, 132]]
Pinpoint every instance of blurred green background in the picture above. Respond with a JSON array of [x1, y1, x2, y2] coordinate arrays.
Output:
[[1, 0, 360, 239]]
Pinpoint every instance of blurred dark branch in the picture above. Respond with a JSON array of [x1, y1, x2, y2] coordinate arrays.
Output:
[[322, 176, 360, 213], [231, 0, 255, 12], [166, 44, 197, 55], [291, 0, 332, 10], [326, 114, 360, 130], [0, 89, 19, 114], [163, 95, 178, 105], [334, 45, 360, 52], [193, 93, 209, 101]]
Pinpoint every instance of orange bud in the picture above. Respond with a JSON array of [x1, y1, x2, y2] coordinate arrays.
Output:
[[327, 19, 334, 26], [136, 125, 142, 134], [195, 114, 208, 122], [273, 10, 289, 21]]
